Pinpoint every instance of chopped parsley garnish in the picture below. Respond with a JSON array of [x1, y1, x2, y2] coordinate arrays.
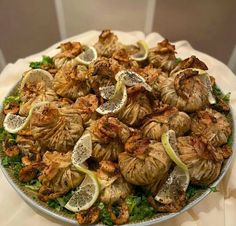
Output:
[[209, 186, 218, 192], [1, 131, 21, 175], [97, 195, 155, 225], [1, 155, 21, 167], [186, 185, 198, 199], [24, 179, 41, 191], [125, 195, 155, 222], [186, 184, 218, 200], [47, 191, 73, 212], [212, 84, 231, 113], [12, 162, 23, 177], [98, 202, 113, 226], [0, 127, 17, 144], [212, 84, 223, 97], [227, 135, 233, 146], [222, 92, 231, 103], [212, 84, 231, 103], [29, 55, 53, 69], [0, 127, 5, 143], [57, 191, 73, 207], [48, 199, 62, 211], [1, 156, 11, 166], [175, 57, 182, 64], [1, 155, 22, 176], [3, 93, 20, 107]]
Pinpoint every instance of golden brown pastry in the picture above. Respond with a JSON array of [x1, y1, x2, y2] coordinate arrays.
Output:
[[30, 103, 84, 151], [38, 151, 84, 201], [177, 136, 224, 185], [148, 39, 177, 72], [53, 64, 90, 100], [119, 133, 171, 185], [53, 42, 82, 69], [142, 107, 191, 141], [160, 68, 209, 112], [94, 30, 123, 58], [191, 108, 231, 147], [97, 161, 133, 204], [88, 116, 131, 162], [118, 86, 152, 126], [19, 72, 58, 116]]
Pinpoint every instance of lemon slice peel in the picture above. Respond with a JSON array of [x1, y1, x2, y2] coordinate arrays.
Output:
[[3, 101, 50, 134], [130, 40, 149, 61]]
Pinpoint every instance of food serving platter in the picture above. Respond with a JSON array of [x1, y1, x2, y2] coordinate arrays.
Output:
[[0, 31, 235, 226]]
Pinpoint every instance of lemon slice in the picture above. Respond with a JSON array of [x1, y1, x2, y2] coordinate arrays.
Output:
[[115, 70, 152, 92], [3, 101, 49, 134], [96, 79, 127, 115], [72, 133, 92, 167], [99, 70, 152, 100], [155, 166, 190, 204], [99, 85, 116, 100], [199, 71, 216, 104], [20, 69, 53, 90], [3, 114, 28, 134], [97, 70, 152, 114], [75, 46, 97, 65], [157, 130, 190, 204], [190, 68, 216, 104], [65, 172, 99, 212], [130, 40, 149, 61], [66, 132, 100, 212], [161, 130, 188, 172]]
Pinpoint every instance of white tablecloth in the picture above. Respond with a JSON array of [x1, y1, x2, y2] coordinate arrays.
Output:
[[0, 31, 236, 226]]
